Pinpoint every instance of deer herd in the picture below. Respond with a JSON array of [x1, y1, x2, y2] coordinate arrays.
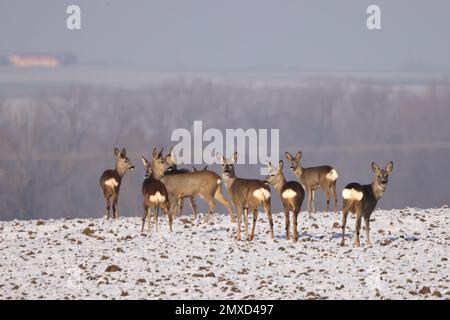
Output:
[[100, 147, 393, 247]]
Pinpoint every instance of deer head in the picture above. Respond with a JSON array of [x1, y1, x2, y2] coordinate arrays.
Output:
[[114, 147, 134, 176], [285, 151, 302, 173]]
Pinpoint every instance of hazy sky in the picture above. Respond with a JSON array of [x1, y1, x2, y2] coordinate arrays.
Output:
[[1, 0, 449, 71]]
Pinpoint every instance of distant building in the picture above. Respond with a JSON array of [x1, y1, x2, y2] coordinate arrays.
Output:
[[0, 53, 77, 67]]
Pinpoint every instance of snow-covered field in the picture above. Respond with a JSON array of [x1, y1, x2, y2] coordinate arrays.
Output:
[[0, 208, 449, 300]]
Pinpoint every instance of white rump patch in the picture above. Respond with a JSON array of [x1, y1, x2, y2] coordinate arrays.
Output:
[[253, 188, 271, 201], [282, 189, 297, 199], [342, 188, 363, 201], [326, 169, 339, 181], [217, 179, 221, 185], [149, 191, 166, 203], [104, 178, 118, 189]]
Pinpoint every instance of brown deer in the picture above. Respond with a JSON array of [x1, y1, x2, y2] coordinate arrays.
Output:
[[218, 152, 274, 241], [150, 148, 235, 224], [340, 161, 393, 247], [99, 147, 135, 219], [285, 151, 338, 214], [140, 153, 172, 233], [265, 160, 305, 242], [164, 147, 198, 219]]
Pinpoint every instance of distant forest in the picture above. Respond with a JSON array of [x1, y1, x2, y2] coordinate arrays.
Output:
[[1, 77, 449, 220]]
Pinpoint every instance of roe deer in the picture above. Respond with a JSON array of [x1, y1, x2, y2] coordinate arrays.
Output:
[[285, 150, 338, 214], [265, 160, 305, 242], [140, 154, 172, 233], [151, 148, 235, 224], [218, 152, 274, 241], [341, 161, 393, 247], [164, 147, 199, 219], [99, 147, 134, 219]]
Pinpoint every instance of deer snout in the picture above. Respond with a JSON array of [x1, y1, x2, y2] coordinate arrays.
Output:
[[129, 165, 135, 171]]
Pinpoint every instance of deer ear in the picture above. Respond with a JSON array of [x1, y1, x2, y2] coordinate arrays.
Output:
[[278, 160, 283, 170], [232, 152, 238, 164], [385, 161, 393, 174], [266, 160, 272, 168], [295, 151, 302, 161], [121, 148, 126, 156], [171, 152, 177, 164], [285, 152, 293, 161], [371, 162, 381, 174], [114, 148, 120, 157], [152, 147, 158, 159], [141, 156, 148, 167], [216, 152, 224, 163], [159, 147, 164, 158]]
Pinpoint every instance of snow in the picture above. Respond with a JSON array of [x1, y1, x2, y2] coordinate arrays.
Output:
[[0, 208, 449, 300]]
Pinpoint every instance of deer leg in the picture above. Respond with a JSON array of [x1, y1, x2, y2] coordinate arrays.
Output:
[[243, 207, 250, 241], [264, 200, 275, 240], [364, 214, 371, 246], [155, 205, 160, 232], [250, 209, 258, 241], [166, 207, 173, 232], [203, 197, 215, 224], [114, 196, 120, 219], [293, 207, 300, 242], [325, 188, 331, 213], [236, 206, 243, 241], [176, 197, 183, 218], [311, 189, 316, 213], [105, 197, 111, 219], [284, 206, 290, 240], [341, 203, 350, 246], [214, 187, 235, 223], [306, 188, 312, 215], [112, 199, 117, 220], [354, 212, 362, 247], [141, 206, 147, 233], [188, 196, 197, 219], [148, 207, 152, 231], [332, 181, 338, 214], [169, 196, 178, 221]]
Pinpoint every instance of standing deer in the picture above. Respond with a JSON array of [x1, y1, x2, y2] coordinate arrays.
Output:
[[341, 161, 393, 247], [151, 148, 235, 224], [218, 152, 274, 241], [265, 160, 305, 242], [99, 148, 135, 219], [164, 147, 199, 219], [285, 151, 338, 214], [140, 153, 172, 233]]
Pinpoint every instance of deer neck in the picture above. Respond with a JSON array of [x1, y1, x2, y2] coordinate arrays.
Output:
[[272, 173, 287, 194], [371, 181, 385, 200], [151, 169, 165, 180], [222, 175, 237, 191], [115, 162, 128, 178], [293, 166, 303, 179]]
